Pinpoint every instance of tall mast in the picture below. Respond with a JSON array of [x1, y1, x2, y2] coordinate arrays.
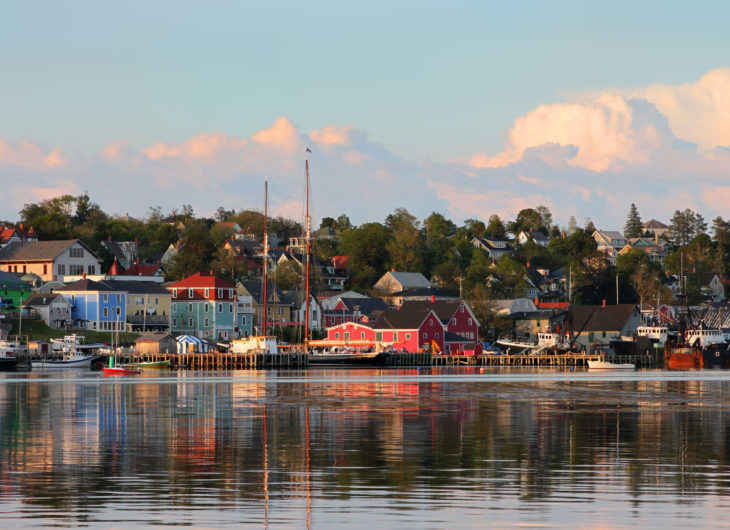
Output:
[[304, 149, 312, 347], [263, 177, 269, 337]]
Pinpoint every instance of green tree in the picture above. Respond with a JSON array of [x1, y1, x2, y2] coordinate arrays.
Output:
[[272, 260, 302, 290], [385, 208, 424, 271], [167, 219, 216, 280], [624, 203, 643, 239], [484, 215, 507, 239], [339, 222, 391, 290]]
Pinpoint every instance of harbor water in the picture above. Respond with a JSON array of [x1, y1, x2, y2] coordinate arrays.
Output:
[[1, 366, 730, 528]]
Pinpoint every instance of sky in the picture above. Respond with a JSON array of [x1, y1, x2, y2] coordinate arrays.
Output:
[[2, 1, 730, 230]]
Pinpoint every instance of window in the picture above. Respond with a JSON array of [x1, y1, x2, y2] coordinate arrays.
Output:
[[241, 316, 246, 326], [103, 294, 108, 303], [135, 297, 144, 305], [429, 319, 433, 326], [69, 247, 84, 258], [460, 306, 464, 313], [393, 332, 398, 342], [204, 317, 209, 327], [203, 303, 208, 313], [88, 265, 96, 274], [116, 294, 121, 303], [376, 332, 383, 342], [173, 289, 178, 298], [361, 332, 365, 339], [335, 332, 340, 339], [229, 304, 233, 313], [406, 333, 411, 340], [188, 317, 193, 326], [188, 303, 193, 312], [172, 303, 177, 312], [435, 332, 439, 338], [452, 318, 456, 325], [423, 333, 428, 339], [22, 265, 26, 273], [468, 318, 472, 326], [188, 288, 194, 298], [57, 264, 65, 275], [204, 289, 210, 298], [103, 308, 108, 317], [344, 332, 350, 340], [229, 289, 234, 298], [69, 264, 84, 275], [43, 264, 47, 275], [172, 317, 177, 327], [116, 307, 121, 316], [218, 288, 223, 299], [218, 304, 222, 313], [154, 297, 159, 305]]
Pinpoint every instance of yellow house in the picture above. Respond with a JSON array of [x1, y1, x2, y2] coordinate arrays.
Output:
[[104, 280, 171, 333]]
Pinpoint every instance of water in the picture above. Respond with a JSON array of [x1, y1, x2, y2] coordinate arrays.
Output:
[[1, 367, 730, 528]]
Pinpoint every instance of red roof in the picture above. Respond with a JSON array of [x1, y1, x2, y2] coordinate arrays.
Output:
[[123, 263, 162, 276], [168, 272, 235, 289], [536, 301, 570, 309], [108, 258, 125, 275], [332, 255, 348, 270], [0, 228, 17, 244]]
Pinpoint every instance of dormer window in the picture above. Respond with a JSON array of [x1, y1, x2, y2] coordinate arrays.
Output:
[[218, 288, 223, 299], [188, 288, 194, 298], [172, 289, 177, 298], [204, 288, 210, 298]]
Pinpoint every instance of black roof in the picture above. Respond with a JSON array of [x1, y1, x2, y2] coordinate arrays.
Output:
[[102, 280, 170, 295], [371, 307, 435, 330], [56, 278, 114, 292], [399, 300, 462, 323]]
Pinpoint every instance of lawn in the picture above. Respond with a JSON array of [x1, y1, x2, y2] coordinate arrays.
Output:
[[6, 318, 140, 346]]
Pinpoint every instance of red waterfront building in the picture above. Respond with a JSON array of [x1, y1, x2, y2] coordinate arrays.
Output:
[[398, 300, 479, 353]]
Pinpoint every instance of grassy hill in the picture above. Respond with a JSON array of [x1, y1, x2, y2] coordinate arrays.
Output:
[[6, 318, 140, 346]]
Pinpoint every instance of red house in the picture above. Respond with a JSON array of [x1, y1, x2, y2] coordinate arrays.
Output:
[[326, 307, 445, 353], [399, 300, 479, 353]]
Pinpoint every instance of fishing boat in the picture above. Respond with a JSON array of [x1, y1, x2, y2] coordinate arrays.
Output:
[[0, 339, 21, 371], [32, 352, 96, 369], [308, 348, 390, 365], [665, 324, 730, 370], [103, 356, 142, 375], [587, 359, 635, 370]]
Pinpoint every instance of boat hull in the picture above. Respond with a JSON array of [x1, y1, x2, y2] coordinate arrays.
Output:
[[103, 366, 142, 375], [308, 351, 390, 365], [588, 360, 635, 370], [0, 357, 20, 371], [32, 356, 95, 369], [137, 360, 170, 369]]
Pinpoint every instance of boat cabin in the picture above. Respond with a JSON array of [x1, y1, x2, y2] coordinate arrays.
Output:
[[637, 326, 668, 346]]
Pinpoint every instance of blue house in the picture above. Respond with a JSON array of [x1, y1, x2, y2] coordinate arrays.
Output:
[[56, 278, 127, 332]]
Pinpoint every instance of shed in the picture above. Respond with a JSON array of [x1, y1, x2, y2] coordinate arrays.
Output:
[[176, 334, 210, 353], [135, 334, 178, 354]]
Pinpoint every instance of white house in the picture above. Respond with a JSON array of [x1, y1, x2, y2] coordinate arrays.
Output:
[[0, 240, 102, 282]]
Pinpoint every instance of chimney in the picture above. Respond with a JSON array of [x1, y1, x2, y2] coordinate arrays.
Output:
[[655, 233, 658, 245], [431, 295, 435, 303], [82, 272, 86, 279], [602, 299, 606, 307], [19, 223, 23, 230]]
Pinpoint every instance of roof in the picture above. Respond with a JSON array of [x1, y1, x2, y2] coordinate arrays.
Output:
[[643, 219, 669, 229], [0, 270, 30, 287], [339, 296, 389, 316], [570, 304, 638, 332], [332, 256, 348, 270], [388, 286, 458, 299], [102, 280, 171, 295], [238, 280, 286, 305], [399, 300, 463, 323], [56, 278, 114, 292], [168, 272, 234, 290], [108, 258, 125, 275], [371, 307, 436, 330], [595, 231, 625, 241], [23, 293, 68, 307], [0, 240, 98, 262], [381, 271, 432, 289], [135, 334, 175, 343]]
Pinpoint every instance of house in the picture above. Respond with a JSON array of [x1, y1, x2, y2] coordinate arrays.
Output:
[[492, 298, 539, 315], [516, 230, 549, 247], [237, 280, 294, 332], [472, 237, 514, 259], [384, 286, 458, 307], [56, 278, 127, 331], [134, 334, 178, 354], [527, 266, 568, 302], [104, 280, 171, 333], [642, 219, 670, 238], [326, 306, 446, 353], [569, 304, 641, 352], [168, 272, 237, 340], [399, 300, 479, 352], [593, 231, 627, 250], [0, 240, 102, 282], [0, 271, 32, 313], [102, 240, 137, 269], [282, 291, 322, 330], [374, 271, 432, 294], [321, 295, 389, 327], [618, 238, 667, 263], [115, 260, 166, 283], [23, 293, 72, 329], [0, 224, 38, 248], [234, 292, 255, 338]]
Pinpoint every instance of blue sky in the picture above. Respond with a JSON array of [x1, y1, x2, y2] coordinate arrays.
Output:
[[2, 1, 730, 227]]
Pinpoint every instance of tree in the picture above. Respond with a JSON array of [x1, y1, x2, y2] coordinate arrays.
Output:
[[339, 222, 391, 290], [19, 195, 76, 240], [335, 214, 353, 231], [624, 203, 643, 239], [509, 208, 546, 235], [631, 263, 665, 311], [385, 208, 424, 271], [668, 209, 707, 246], [167, 219, 215, 280], [567, 216, 578, 235], [484, 215, 507, 239], [272, 260, 302, 290], [215, 207, 235, 222]]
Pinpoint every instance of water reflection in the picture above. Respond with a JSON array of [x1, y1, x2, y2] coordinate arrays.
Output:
[[1, 368, 730, 527]]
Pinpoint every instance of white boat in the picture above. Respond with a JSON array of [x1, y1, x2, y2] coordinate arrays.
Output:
[[51, 334, 105, 352], [32, 353, 96, 369], [587, 360, 635, 370], [0, 339, 22, 371], [230, 336, 278, 354]]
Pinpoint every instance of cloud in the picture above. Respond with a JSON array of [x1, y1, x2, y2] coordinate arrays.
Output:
[[251, 117, 300, 152], [0, 138, 68, 170], [309, 124, 354, 147], [629, 67, 730, 151]]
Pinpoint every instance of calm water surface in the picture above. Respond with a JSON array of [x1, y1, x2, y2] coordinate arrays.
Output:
[[1, 367, 730, 528]]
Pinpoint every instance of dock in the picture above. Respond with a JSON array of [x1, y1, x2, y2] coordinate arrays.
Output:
[[433, 352, 656, 367], [108, 351, 309, 369]]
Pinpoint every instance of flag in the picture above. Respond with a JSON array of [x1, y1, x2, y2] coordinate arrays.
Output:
[[306, 147, 312, 153]]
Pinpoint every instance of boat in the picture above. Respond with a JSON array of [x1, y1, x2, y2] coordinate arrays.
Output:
[[308, 348, 390, 365], [32, 353, 96, 369], [230, 335, 278, 354], [103, 356, 142, 375], [51, 334, 105, 352], [665, 324, 730, 370], [588, 360, 635, 370], [0, 339, 21, 371], [137, 359, 170, 369]]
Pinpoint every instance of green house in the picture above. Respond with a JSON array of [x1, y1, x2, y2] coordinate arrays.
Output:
[[0, 270, 32, 313]]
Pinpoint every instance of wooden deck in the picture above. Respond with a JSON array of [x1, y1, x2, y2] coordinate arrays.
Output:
[[433, 352, 656, 367], [109, 351, 309, 369]]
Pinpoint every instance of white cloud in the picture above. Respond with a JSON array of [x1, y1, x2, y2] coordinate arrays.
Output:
[[0, 138, 68, 170]]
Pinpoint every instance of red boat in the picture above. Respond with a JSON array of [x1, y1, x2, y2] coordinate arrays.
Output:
[[103, 365, 142, 376]]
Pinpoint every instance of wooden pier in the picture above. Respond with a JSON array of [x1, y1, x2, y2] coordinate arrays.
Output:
[[432, 352, 656, 368], [108, 351, 309, 370]]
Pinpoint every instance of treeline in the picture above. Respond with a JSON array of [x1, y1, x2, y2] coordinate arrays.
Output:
[[14, 195, 730, 310]]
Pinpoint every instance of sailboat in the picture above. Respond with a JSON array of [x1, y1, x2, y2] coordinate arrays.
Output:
[[230, 177, 279, 354], [103, 318, 142, 375]]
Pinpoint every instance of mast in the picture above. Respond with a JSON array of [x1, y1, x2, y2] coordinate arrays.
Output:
[[263, 178, 269, 338], [304, 149, 312, 347]]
